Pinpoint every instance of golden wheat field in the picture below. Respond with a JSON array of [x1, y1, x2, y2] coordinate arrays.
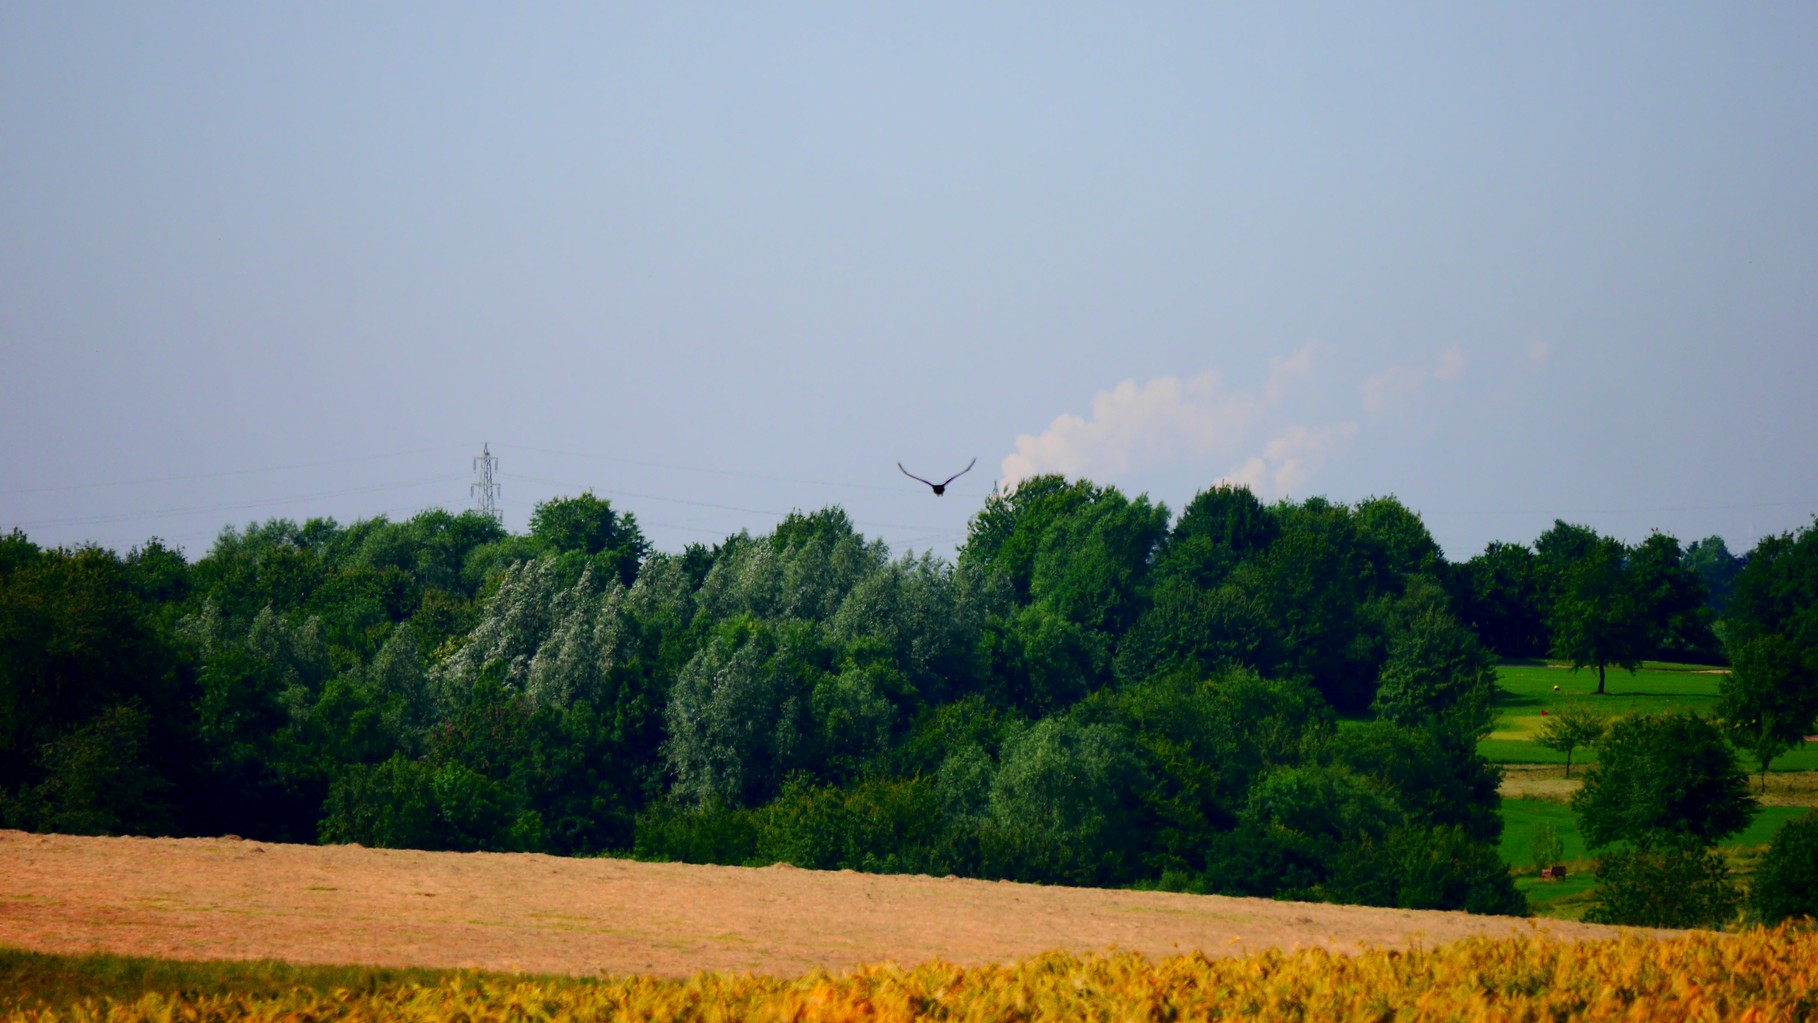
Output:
[[6, 928, 1815, 1022]]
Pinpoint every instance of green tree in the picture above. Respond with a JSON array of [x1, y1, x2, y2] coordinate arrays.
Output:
[[0, 545, 190, 825], [1026, 488, 1169, 637], [1533, 698, 1610, 778], [4, 703, 175, 836], [1682, 535, 1744, 616], [1219, 763, 1400, 899], [959, 475, 1100, 600], [976, 718, 1149, 887], [527, 492, 651, 587], [318, 753, 441, 849], [662, 617, 825, 807], [977, 604, 1111, 716], [1718, 633, 1818, 791], [1529, 822, 1564, 872], [1571, 712, 1756, 850], [1749, 809, 1818, 925], [1726, 522, 1818, 653], [1327, 718, 1504, 844], [1149, 483, 1278, 591], [1456, 541, 1548, 659], [1627, 532, 1719, 662], [1328, 824, 1527, 916], [1583, 837, 1742, 929], [1243, 499, 1380, 711], [1114, 577, 1276, 686], [1370, 603, 1497, 735], [1353, 495, 1444, 583], [1076, 668, 1331, 879], [1548, 537, 1647, 694]]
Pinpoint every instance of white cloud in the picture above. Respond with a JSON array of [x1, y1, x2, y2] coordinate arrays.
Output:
[[1000, 372, 1254, 486], [1359, 348, 1467, 416], [1219, 421, 1360, 498], [1001, 343, 1470, 502], [1000, 344, 1326, 494]]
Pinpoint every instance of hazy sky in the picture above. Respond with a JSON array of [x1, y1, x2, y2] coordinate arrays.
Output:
[[4, 4, 1815, 563]]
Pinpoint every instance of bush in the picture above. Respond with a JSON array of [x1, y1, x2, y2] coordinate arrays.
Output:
[[1529, 822, 1564, 873], [1571, 712, 1756, 850], [1583, 838, 1742, 929], [632, 799, 761, 865], [1328, 825, 1528, 916], [1751, 810, 1818, 925]]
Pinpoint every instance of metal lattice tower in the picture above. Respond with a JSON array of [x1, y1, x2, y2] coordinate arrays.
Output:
[[472, 443, 501, 522]]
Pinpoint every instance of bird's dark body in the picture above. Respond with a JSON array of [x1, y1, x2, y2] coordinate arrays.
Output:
[[899, 457, 976, 496]]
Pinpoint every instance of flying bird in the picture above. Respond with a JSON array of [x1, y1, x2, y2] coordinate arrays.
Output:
[[898, 457, 976, 496]]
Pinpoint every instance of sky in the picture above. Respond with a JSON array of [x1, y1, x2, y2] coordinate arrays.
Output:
[[3, 4, 1815, 564]]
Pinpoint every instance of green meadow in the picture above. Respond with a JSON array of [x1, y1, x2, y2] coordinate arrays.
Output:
[[1486, 660, 1818, 918], [1483, 660, 1818, 771]]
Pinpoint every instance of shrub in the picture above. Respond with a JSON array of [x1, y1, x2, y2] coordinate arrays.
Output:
[[1572, 712, 1756, 850], [1751, 809, 1818, 925], [1583, 838, 1742, 929], [1529, 822, 1564, 872], [631, 799, 761, 865]]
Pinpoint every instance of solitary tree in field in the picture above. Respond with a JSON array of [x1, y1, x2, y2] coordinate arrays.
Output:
[[1534, 699, 1610, 778], [1548, 538, 1647, 694], [1572, 712, 1756, 851], [1573, 712, 1756, 929], [1718, 633, 1818, 792]]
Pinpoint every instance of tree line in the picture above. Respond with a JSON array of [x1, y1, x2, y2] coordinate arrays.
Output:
[[2, 478, 1812, 919]]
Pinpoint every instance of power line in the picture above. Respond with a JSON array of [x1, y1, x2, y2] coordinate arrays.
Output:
[[495, 441, 919, 495], [0, 444, 466, 497], [10, 475, 467, 530]]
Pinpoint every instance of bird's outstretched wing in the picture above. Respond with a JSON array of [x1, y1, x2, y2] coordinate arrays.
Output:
[[897, 462, 937, 487], [938, 457, 977, 488]]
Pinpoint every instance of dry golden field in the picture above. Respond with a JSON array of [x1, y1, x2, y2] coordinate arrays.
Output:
[[0, 829, 1662, 979]]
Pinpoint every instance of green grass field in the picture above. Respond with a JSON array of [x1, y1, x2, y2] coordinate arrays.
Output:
[[1486, 659, 1818, 918], [1499, 798, 1815, 919], [1483, 661, 1818, 771]]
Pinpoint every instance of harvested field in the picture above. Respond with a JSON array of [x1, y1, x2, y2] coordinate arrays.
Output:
[[0, 830, 1664, 978]]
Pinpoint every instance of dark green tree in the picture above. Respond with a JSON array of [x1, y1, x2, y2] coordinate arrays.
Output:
[[959, 474, 1100, 601], [1582, 836, 1742, 929], [1149, 483, 1279, 591], [1327, 718, 1504, 844], [1682, 535, 1744, 616], [1370, 602, 1497, 735], [1627, 532, 1719, 662], [1456, 541, 1548, 658], [0, 545, 190, 810], [1749, 809, 1818, 925], [1548, 537, 1647, 694], [1726, 521, 1818, 652], [1718, 633, 1818, 791], [1353, 495, 1444, 584], [1243, 500, 1380, 711], [527, 492, 651, 587], [1571, 712, 1756, 850]]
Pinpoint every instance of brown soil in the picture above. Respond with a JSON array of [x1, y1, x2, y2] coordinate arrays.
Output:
[[0, 830, 1664, 979]]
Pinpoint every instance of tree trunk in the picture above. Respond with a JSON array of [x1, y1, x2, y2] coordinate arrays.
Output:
[[1596, 663, 1606, 694]]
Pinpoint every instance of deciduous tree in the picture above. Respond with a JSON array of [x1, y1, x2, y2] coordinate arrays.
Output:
[[1718, 633, 1818, 791], [1571, 711, 1756, 850]]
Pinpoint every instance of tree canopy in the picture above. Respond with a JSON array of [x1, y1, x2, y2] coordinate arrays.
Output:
[[2, 481, 1796, 918]]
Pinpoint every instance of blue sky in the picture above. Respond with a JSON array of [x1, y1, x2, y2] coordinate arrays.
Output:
[[3, 4, 1814, 562]]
